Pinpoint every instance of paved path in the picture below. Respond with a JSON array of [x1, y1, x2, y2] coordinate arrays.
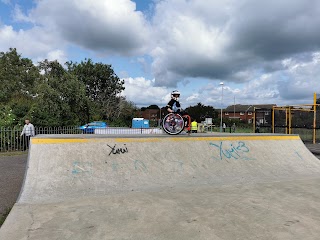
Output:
[[0, 153, 27, 214], [1, 134, 320, 239]]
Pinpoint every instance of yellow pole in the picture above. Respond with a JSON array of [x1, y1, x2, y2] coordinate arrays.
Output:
[[288, 107, 292, 134], [313, 92, 317, 144]]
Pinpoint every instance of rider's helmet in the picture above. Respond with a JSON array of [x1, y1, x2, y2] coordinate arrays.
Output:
[[171, 90, 180, 101]]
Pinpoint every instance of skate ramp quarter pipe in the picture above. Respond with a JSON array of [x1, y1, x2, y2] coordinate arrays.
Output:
[[1, 134, 320, 240]]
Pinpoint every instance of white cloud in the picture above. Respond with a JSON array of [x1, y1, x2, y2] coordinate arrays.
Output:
[[2, 0, 320, 108], [26, 0, 151, 55], [46, 50, 67, 63], [0, 24, 66, 63], [122, 77, 169, 107], [1, 0, 152, 65], [12, 4, 32, 22], [151, 0, 232, 85], [149, 0, 320, 106], [276, 52, 320, 102]]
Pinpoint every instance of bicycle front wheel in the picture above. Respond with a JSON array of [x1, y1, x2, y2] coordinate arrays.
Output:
[[162, 113, 184, 135]]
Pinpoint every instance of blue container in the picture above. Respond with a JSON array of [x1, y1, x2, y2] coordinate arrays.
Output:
[[132, 118, 149, 128], [142, 119, 150, 128]]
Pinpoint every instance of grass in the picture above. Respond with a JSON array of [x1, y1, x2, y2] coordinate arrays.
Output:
[[0, 151, 28, 157], [0, 207, 12, 227], [204, 127, 254, 134]]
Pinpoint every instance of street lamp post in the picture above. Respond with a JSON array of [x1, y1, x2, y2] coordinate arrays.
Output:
[[220, 82, 224, 132]]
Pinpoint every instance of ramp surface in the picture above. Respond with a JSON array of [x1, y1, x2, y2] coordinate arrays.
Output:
[[1, 134, 320, 240]]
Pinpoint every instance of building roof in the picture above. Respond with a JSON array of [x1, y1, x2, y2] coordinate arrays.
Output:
[[224, 104, 276, 112]]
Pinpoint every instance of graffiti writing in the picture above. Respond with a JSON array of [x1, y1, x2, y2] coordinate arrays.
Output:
[[295, 151, 304, 160], [105, 159, 148, 173], [134, 160, 148, 173], [111, 161, 120, 171], [209, 141, 255, 161], [107, 144, 128, 155], [72, 161, 93, 176]]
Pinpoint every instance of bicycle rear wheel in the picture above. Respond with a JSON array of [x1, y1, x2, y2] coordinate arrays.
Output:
[[162, 113, 184, 135]]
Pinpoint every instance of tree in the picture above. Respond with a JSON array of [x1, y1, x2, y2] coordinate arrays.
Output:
[[146, 105, 160, 109], [0, 105, 17, 127], [0, 48, 39, 104], [9, 94, 34, 126], [0, 48, 135, 127], [185, 103, 217, 122], [108, 97, 139, 126], [66, 59, 125, 121], [0, 48, 40, 126], [32, 60, 88, 126]]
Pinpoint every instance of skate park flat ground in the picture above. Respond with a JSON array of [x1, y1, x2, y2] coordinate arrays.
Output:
[[1, 133, 320, 240]]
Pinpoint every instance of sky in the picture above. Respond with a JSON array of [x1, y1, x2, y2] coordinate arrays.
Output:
[[1, 0, 320, 109]]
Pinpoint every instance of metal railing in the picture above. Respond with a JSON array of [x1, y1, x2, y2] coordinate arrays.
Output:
[[0, 127, 25, 152], [0, 126, 164, 152]]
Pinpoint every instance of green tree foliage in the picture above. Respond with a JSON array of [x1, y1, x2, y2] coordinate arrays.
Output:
[[0, 48, 137, 127], [146, 105, 160, 109], [66, 59, 125, 121], [0, 105, 16, 127], [9, 94, 33, 126], [141, 105, 160, 112], [109, 97, 139, 126], [185, 103, 217, 122], [32, 60, 89, 126], [0, 48, 39, 103], [0, 48, 40, 126]]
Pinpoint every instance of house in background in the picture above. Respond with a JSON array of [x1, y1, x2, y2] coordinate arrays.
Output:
[[222, 104, 276, 124], [137, 104, 276, 126], [137, 109, 159, 122]]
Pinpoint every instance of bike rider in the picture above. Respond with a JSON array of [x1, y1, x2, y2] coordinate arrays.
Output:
[[166, 90, 181, 113], [165, 90, 189, 128]]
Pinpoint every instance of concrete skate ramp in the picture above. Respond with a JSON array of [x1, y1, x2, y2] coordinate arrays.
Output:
[[1, 134, 320, 240]]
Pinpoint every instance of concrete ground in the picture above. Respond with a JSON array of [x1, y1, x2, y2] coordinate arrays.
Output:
[[1, 137, 320, 239], [1, 143, 319, 216], [0, 143, 320, 216], [3, 178, 320, 240], [2, 144, 318, 216]]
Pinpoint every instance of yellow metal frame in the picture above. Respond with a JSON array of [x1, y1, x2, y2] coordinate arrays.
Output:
[[271, 93, 319, 143]]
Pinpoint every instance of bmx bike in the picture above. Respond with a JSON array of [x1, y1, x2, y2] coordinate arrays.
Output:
[[162, 112, 191, 135]]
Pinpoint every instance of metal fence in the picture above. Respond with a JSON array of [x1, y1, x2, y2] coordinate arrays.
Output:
[[0, 126, 164, 152]]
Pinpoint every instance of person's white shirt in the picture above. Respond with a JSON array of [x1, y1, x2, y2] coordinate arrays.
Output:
[[21, 123, 35, 137]]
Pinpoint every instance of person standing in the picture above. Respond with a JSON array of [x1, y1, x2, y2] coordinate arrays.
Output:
[[21, 119, 35, 150], [191, 119, 198, 133], [223, 122, 226, 132], [232, 123, 236, 133]]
